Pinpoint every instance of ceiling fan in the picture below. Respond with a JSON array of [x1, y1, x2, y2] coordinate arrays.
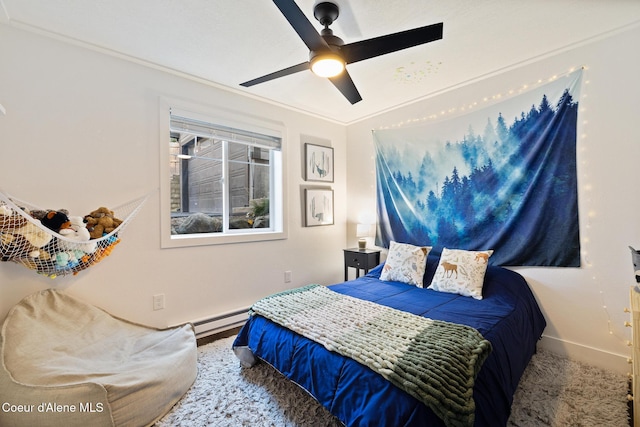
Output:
[[240, 0, 444, 104]]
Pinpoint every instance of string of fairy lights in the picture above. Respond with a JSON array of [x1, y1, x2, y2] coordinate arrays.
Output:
[[376, 67, 583, 130], [577, 70, 631, 351], [375, 65, 632, 354]]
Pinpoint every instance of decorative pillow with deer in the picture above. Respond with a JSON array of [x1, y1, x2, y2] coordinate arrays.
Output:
[[429, 248, 493, 299], [379, 241, 431, 287]]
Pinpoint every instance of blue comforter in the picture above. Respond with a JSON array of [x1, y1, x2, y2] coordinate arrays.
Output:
[[233, 255, 546, 426]]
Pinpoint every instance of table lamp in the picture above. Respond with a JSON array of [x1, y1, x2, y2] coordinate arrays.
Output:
[[356, 223, 369, 250]]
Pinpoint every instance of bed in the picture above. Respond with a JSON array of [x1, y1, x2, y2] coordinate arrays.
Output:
[[233, 248, 546, 427]]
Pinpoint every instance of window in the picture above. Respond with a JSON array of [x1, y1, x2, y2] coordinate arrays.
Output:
[[160, 102, 286, 248]]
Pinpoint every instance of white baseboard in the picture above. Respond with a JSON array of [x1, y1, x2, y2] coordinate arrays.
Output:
[[539, 335, 631, 375], [191, 308, 249, 339]]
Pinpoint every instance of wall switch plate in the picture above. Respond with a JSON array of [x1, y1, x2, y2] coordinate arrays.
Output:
[[153, 294, 165, 311], [284, 271, 292, 283]]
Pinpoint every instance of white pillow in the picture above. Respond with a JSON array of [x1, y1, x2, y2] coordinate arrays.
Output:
[[379, 241, 431, 287], [429, 248, 493, 299]]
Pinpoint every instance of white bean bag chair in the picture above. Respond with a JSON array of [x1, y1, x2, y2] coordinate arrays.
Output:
[[0, 289, 197, 427]]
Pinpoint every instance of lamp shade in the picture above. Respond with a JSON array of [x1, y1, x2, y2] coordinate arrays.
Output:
[[356, 223, 370, 238]]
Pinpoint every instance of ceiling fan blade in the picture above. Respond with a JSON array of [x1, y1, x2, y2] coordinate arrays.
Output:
[[240, 62, 310, 87], [273, 0, 329, 53], [329, 71, 362, 104], [341, 22, 443, 64]]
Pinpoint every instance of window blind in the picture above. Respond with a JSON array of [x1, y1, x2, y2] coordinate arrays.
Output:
[[170, 113, 281, 151]]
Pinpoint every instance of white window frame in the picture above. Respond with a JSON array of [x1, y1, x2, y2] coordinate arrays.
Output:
[[159, 97, 287, 248]]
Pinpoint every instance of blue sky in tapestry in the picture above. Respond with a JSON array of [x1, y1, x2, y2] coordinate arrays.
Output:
[[373, 70, 582, 266]]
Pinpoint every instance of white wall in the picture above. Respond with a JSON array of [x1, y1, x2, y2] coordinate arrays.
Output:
[[346, 24, 640, 373], [2, 20, 640, 375], [0, 24, 347, 328]]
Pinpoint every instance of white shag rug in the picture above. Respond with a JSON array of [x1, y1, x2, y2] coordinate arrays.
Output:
[[155, 336, 630, 427]]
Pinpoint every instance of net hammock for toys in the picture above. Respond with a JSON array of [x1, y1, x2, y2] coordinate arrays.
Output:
[[0, 191, 148, 278]]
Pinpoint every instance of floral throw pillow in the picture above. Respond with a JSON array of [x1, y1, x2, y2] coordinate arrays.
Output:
[[379, 241, 431, 287], [429, 248, 494, 299]]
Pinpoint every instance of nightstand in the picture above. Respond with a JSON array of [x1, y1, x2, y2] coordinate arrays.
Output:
[[343, 248, 381, 281]]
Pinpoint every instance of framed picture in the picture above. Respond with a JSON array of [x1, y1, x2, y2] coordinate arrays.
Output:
[[305, 188, 334, 226], [305, 143, 334, 182]]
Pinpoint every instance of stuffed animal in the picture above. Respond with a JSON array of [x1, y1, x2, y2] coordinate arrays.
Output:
[[0, 204, 54, 263], [29, 208, 69, 221], [90, 234, 120, 264], [54, 249, 86, 270], [41, 210, 71, 233], [0, 204, 28, 231], [59, 216, 97, 253], [0, 221, 53, 261], [84, 207, 123, 239]]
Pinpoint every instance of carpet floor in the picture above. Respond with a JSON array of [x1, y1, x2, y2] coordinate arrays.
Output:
[[155, 336, 630, 427]]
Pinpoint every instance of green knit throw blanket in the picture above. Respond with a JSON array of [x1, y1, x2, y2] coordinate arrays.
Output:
[[251, 284, 492, 427]]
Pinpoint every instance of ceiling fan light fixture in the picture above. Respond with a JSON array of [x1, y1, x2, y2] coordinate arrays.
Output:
[[240, 0, 443, 105], [310, 53, 345, 78]]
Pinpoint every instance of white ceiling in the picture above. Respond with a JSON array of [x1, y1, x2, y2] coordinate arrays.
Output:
[[2, 0, 640, 124]]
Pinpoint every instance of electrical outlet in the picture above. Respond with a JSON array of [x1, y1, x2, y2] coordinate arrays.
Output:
[[153, 294, 165, 311], [284, 271, 292, 283]]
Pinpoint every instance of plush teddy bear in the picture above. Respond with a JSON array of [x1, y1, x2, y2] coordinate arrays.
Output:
[[84, 207, 123, 239], [59, 216, 97, 254]]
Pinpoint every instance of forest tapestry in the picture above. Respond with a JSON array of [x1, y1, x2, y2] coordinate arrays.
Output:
[[373, 69, 582, 266]]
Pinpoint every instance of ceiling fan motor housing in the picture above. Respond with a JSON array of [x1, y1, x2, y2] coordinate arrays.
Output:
[[316, 28, 344, 52], [314, 2, 339, 27]]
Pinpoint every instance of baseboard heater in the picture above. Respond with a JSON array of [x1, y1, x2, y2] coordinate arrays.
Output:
[[192, 307, 250, 339]]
